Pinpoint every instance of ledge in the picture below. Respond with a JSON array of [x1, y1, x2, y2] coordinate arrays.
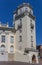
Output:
[[15, 12, 35, 21]]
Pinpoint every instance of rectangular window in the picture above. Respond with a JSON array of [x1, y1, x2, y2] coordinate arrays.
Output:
[[31, 36, 33, 47], [19, 36, 22, 42], [20, 19, 22, 28], [19, 29, 22, 33], [31, 36, 33, 42], [20, 18, 22, 26], [20, 8, 22, 14], [10, 36, 14, 43], [1, 35, 5, 43], [25, 8, 28, 12], [31, 41, 33, 47]]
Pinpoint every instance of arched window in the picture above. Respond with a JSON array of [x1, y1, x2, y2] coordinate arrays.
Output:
[[10, 45, 14, 53], [1, 45, 5, 51]]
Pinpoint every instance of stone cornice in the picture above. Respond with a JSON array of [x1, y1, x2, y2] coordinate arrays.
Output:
[[14, 12, 35, 21]]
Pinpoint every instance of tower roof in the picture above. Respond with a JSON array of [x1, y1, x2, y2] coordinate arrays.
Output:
[[17, 3, 33, 9], [14, 3, 33, 14]]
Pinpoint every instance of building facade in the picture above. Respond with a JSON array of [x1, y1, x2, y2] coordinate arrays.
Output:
[[0, 22, 14, 61], [37, 45, 42, 63], [0, 3, 39, 63], [13, 3, 38, 63]]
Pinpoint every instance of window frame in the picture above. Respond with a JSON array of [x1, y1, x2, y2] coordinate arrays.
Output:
[[31, 36, 33, 47], [19, 36, 22, 42], [1, 45, 5, 52], [10, 36, 14, 43], [10, 45, 14, 53], [1, 35, 5, 43]]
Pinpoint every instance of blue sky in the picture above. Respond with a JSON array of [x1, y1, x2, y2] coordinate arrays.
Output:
[[0, 0, 42, 45]]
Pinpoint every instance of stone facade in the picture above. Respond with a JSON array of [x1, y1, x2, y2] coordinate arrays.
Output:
[[37, 45, 42, 63], [0, 22, 14, 61], [14, 3, 38, 63], [0, 3, 40, 63], [8, 54, 14, 61]]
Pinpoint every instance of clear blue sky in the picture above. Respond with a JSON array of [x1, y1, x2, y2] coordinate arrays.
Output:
[[0, 0, 42, 45]]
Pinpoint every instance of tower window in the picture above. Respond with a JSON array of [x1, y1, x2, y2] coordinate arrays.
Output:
[[20, 8, 22, 14], [30, 19, 34, 32], [20, 18, 22, 21], [19, 29, 22, 33], [1, 52, 4, 55], [10, 36, 14, 43], [31, 23, 34, 29], [24, 48, 29, 53], [30, 10, 33, 14], [31, 41, 33, 47], [18, 19, 22, 30], [30, 19, 32, 22], [1, 35, 5, 43], [31, 29, 33, 33], [19, 19, 22, 32], [31, 36, 33, 41], [25, 8, 28, 12], [31, 36, 33, 47], [19, 36, 22, 42], [20, 18, 22, 27]]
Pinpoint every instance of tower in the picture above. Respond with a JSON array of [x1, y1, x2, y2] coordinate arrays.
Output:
[[13, 3, 38, 63]]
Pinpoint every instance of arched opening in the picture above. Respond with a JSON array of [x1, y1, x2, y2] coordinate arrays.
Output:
[[32, 55, 36, 63], [1, 45, 5, 52]]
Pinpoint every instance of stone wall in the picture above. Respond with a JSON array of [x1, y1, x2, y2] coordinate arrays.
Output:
[[8, 54, 14, 61]]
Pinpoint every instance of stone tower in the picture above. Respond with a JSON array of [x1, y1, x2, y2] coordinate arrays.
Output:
[[13, 3, 38, 63]]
